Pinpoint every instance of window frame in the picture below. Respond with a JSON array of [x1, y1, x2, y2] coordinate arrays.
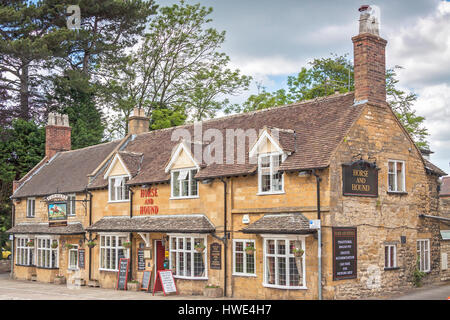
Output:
[[170, 168, 199, 199], [35, 236, 58, 269], [262, 235, 307, 290], [68, 244, 79, 270], [108, 175, 130, 203], [232, 239, 256, 277], [384, 244, 397, 269], [99, 233, 128, 272], [257, 152, 285, 195], [26, 197, 35, 218], [67, 194, 76, 216], [15, 236, 34, 266], [387, 160, 406, 193], [168, 233, 208, 280], [417, 239, 431, 273]]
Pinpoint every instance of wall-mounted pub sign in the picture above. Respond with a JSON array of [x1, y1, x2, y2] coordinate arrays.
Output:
[[45, 194, 68, 227], [342, 160, 378, 197], [332, 227, 357, 280]]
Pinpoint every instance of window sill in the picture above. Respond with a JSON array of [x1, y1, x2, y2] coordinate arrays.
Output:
[[384, 267, 400, 271], [256, 191, 285, 196], [173, 275, 208, 280], [170, 196, 200, 200], [35, 267, 59, 270], [387, 191, 408, 195], [232, 273, 257, 278], [15, 264, 34, 267], [99, 268, 119, 272], [26, 216, 35, 219], [68, 268, 79, 271], [263, 283, 307, 290], [107, 200, 130, 204]]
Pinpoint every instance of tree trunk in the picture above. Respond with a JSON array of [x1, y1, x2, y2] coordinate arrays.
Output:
[[19, 62, 30, 120]]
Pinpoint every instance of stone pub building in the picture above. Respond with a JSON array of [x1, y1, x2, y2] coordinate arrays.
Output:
[[7, 6, 450, 299]]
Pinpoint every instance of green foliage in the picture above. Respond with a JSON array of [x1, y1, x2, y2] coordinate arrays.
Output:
[[413, 256, 426, 287]]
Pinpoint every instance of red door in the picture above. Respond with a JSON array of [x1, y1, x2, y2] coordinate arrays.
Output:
[[154, 240, 165, 292]]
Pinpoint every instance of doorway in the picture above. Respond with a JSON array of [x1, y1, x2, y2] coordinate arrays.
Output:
[[154, 240, 165, 292]]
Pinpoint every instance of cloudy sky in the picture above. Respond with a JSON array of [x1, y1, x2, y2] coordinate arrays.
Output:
[[156, 0, 450, 173]]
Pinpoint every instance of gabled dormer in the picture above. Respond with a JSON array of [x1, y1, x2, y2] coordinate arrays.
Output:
[[104, 153, 133, 203], [250, 127, 294, 195], [165, 141, 200, 199]]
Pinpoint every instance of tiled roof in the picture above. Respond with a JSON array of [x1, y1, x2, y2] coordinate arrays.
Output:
[[89, 92, 359, 186], [241, 213, 314, 234], [118, 151, 143, 177], [6, 222, 85, 235], [86, 215, 215, 233], [12, 140, 122, 198], [424, 159, 447, 177], [441, 176, 450, 197]]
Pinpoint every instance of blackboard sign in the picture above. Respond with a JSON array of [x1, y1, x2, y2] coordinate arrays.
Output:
[[137, 249, 145, 271], [333, 227, 357, 280], [140, 271, 152, 291], [153, 270, 178, 296], [116, 258, 130, 290], [78, 249, 85, 269], [210, 243, 222, 270], [342, 160, 378, 197]]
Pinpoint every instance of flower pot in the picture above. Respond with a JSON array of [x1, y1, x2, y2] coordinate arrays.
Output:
[[204, 287, 223, 298], [195, 247, 205, 253], [294, 251, 303, 258], [54, 277, 66, 285], [87, 243, 96, 248], [127, 282, 140, 291], [245, 249, 255, 255]]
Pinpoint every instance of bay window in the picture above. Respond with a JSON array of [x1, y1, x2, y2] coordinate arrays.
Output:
[[258, 153, 284, 194], [233, 239, 256, 276], [108, 176, 130, 202], [36, 237, 58, 268], [171, 169, 198, 198], [388, 160, 405, 192], [169, 234, 207, 279], [263, 236, 306, 289], [99, 234, 127, 271], [16, 237, 34, 266]]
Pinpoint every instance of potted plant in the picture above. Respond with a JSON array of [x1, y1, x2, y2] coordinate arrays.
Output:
[[194, 243, 205, 253], [127, 280, 140, 291], [26, 240, 34, 247], [204, 284, 223, 298], [87, 241, 96, 248], [51, 241, 59, 249], [54, 274, 66, 285], [245, 243, 255, 255], [64, 243, 73, 250], [122, 241, 132, 248], [292, 247, 304, 257]]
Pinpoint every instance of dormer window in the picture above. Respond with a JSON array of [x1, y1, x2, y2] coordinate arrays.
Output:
[[258, 153, 284, 194], [109, 175, 130, 202], [171, 168, 198, 199]]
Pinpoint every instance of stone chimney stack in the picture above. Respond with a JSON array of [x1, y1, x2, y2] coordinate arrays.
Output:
[[128, 107, 149, 135], [352, 5, 387, 107], [45, 112, 71, 159]]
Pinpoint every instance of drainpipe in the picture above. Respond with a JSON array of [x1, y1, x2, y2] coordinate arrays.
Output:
[[10, 202, 15, 279], [85, 189, 93, 281], [220, 178, 228, 297], [128, 187, 134, 281], [312, 169, 322, 300]]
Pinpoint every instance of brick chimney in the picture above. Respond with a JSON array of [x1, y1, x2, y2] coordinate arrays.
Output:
[[352, 5, 387, 107], [45, 112, 71, 159], [128, 107, 149, 135]]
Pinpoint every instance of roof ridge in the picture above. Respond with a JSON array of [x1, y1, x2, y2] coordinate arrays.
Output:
[[59, 139, 123, 154]]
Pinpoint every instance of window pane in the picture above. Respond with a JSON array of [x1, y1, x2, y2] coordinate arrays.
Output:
[[289, 257, 300, 286], [235, 252, 244, 273], [235, 241, 243, 252], [277, 257, 286, 286], [267, 240, 275, 254], [396, 162, 404, 191], [277, 240, 286, 255], [261, 172, 271, 192], [194, 252, 204, 277], [190, 170, 198, 196], [110, 180, 116, 201], [388, 173, 395, 191], [247, 251, 255, 274], [172, 172, 180, 197], [267, 256, 275, 284]]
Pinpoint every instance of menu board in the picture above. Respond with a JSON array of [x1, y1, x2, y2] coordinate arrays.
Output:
[[210, 243, 222, 270], [137, 249, 145, 271], [333, 227, 357, 280], [140, 271, 152, 291], [116, 258, 130, 290], [78, 249, 85, 269], [153, 270, 178, 296]]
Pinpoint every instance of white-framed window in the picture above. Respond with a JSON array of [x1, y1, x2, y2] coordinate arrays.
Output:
[[384, 244, 397, 269], [15, 237, 34, 266], [417, 239, 430, 272], [258, 153, 284, 194], [99, 234, 128, 271], [169, 234, 207, 279], [263, 235, 306, 289], [233, 239, 256, 276], [108, 176, 130, 202], [26, 198, 35, 218], [68, 244, 79, 270], [36, 237, 58, 268], [171, 168, 198, 199], [67, 194, 76, 216], [388, 160, 405, 192]]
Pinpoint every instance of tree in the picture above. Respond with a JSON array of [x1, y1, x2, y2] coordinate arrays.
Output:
[[240, 54, 428, 148], [103, 1, 251, 137]]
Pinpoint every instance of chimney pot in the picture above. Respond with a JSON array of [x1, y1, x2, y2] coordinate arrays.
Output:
[[45, 112, 71, 159], [128, 107, 149, 135]]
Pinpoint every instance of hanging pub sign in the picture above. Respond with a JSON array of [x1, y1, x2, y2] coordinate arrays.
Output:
[[332, 227, 357, 281], [342, 160, 378, 197], [45, 194, 68, 227], [210, 243, 222, 270]]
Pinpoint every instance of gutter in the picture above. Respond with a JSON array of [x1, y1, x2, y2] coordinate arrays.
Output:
[[419, 214, 450, 224], [219, 178, 228, 297], [129, 187, 135, 281], [312, 169, 322, 300], [85, 189, 93, 281]]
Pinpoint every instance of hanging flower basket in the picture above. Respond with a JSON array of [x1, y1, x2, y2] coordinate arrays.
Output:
[[51, 241, 59, 249], [122, 241, 132, 248], [292, 248, 304, 258], [64, 243, 73, 250], [87, 241, 97, 248], [245, 244, 255, 255], [194, 243, 205, 253], [26, 240, 34, 247]]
